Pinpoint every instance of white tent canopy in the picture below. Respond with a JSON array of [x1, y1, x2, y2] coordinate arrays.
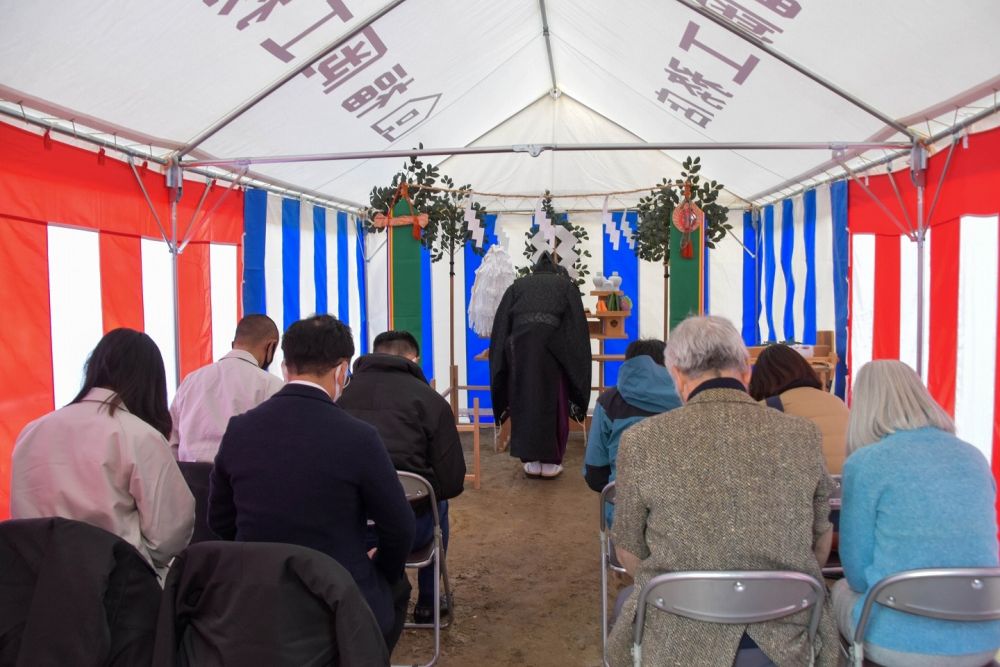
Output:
[[2, 0, 999, 211]]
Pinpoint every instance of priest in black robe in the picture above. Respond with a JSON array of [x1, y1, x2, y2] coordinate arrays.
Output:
[[488, 252, 592, 478]]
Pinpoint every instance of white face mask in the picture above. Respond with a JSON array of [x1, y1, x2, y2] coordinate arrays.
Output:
[[331, 363, 348, 401]]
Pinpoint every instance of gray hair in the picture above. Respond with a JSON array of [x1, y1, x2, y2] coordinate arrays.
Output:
[[846, 360, 954, 453], [665, 316, 749, 376]]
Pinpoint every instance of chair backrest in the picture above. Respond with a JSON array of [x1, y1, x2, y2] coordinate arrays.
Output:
[[828, 474, 842, 510], [634, 571, 825, 651], [154, 541, 388, 666], [854, 568, 1000, 646], [177, 461, 214, 543], [397, 471, 441, 525], [600, 481, 616, 532]]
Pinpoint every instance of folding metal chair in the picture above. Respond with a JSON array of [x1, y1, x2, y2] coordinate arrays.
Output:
[[600, 481, 627, 666], [822, 474, 844, 578], [632, 570, 825, 667], [849, 567, 1000, 667], [396, 471, 452, 667]]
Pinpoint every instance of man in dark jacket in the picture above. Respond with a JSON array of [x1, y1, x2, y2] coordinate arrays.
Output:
[[339, 329, 465, 623], [209, 315, 415, 650]]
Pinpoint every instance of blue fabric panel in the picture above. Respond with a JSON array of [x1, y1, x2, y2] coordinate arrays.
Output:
[[763, 205, 777, 342], [780, 198, 796, 341], [420, 243, 434, 382], [281, 198, 300, 331], [337, 212, 350, 324], [314, 207, 327, 315], [354, 218, 369, 355], [242, 188, 268, 315], [741, 210, 760, 345], [464, 214, 498, 423], [831, 180, 850, 399], [802, 189, 818, 344], [602, 211, 640, 387]]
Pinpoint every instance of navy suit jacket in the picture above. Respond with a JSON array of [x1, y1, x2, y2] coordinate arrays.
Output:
[[208, 383, 415, 634]]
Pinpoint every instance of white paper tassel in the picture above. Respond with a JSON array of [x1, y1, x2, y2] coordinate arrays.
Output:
[[468, 245, 518, 337]]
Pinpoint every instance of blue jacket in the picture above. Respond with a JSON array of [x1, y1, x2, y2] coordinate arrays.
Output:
[[840, 427, 1000, 656], [583, 356, 681, 522]]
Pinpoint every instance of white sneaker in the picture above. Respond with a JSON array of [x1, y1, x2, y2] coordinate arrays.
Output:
[[540, 463, 563, 478], [523, 461, 542, 477]]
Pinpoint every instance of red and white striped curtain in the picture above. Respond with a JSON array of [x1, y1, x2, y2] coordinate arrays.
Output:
[[0, 122, 244, 518], [847, 125, 1000, 484]]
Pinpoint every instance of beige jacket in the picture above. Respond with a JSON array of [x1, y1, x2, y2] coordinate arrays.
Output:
[[12, 388, 195, 579], [773, 387, 849, 474], [608, 386, 838, 667]]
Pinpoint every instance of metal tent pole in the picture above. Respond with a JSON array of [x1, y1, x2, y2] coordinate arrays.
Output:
[[911, 144, 928, 379], [180, 140, 911, 169], [167, 161, 184, 389]]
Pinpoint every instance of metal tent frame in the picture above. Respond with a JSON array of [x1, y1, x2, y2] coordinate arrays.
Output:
[[4, 0, 998, 386]]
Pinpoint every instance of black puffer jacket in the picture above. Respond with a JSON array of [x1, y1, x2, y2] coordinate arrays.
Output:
[[0, 517, 161, 666], [338, 353, 466, 501]]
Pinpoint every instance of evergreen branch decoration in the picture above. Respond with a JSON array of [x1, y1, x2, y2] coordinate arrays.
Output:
[[366, 144, 488, 266], [633, 156, 731, 276], [519, 191, 592, 289]]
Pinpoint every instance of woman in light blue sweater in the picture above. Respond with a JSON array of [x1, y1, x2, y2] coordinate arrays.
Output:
[[834, 360, 1000, 666]]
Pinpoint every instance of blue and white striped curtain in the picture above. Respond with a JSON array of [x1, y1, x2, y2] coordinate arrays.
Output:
[[242, 189, 848, 410], [243, 187, 368, 379]]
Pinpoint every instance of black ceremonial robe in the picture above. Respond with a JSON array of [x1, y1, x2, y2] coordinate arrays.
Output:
[[489, 257, 592, 463]]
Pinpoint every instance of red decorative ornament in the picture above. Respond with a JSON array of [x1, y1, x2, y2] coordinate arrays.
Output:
[[672, 197, 704, 260]]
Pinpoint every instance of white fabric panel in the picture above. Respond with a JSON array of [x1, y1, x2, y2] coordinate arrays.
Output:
[[365, 231, 389, 342], [431, 253, 452, 392], [47, 226, 103, 408], [638, 259, 665, 340], [898, 236, 920, 373], [141, 238, 178, 401], [325, 211, 339, 318], [849, 234, 876, 390], [758, 210, 786, 341], [572, 211, 604, 314], [263, 193, 284, 379], [347, 217, 363, 361], [494, 214, 534, 271], [707, 209, 745, 325], [299, 202, 316, 317], [791, 196, 808, 338], [452, 248, 469, 410], [954, 215, 999, 463], [814, 184, 835, 332], [209, 243, 238, 363]]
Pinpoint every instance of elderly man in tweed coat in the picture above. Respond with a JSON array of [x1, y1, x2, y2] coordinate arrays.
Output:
[[607, 316, 838, 667]]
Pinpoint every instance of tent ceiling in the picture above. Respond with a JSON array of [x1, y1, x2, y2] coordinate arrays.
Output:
[[2, 0, 998, 211]]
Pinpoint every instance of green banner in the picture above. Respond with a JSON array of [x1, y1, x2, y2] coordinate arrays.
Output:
[[668, 224, 703, 331], [389, 199, 424, 354]]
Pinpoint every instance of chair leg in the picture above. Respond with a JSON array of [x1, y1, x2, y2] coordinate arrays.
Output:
[[601, 531, 610, 667], [439, 532, 454, 630]]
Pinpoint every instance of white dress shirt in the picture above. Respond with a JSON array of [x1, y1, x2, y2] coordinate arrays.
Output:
[[12, 387, 195, 579], [170, 349, 285, 462]]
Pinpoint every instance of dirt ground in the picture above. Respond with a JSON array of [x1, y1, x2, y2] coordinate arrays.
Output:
[[392, 429, 619, 667]]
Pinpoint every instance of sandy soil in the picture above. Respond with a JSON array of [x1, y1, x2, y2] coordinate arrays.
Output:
[[392, 430, 622, 667]]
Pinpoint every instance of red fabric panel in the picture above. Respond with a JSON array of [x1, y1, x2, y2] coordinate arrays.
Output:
[[927, 220, 960, 416], [848, 125, 1000, 235], [0, 216, 54, 518], [871, 235, 901, 360], [178, 243, 213, 379], [99, 232, 144, 332], [0, 122, 243, 244]]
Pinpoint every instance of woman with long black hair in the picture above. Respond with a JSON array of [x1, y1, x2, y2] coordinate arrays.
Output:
[[12, 328, 194, 579]]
